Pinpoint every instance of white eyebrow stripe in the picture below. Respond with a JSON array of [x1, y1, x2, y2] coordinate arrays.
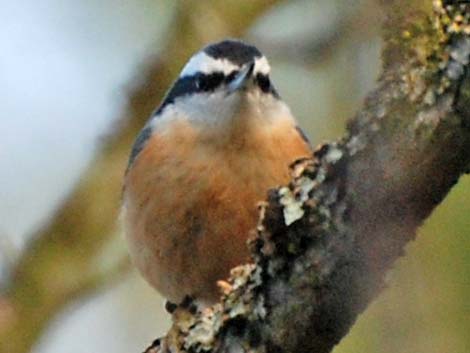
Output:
[[254, 56, 270, 75], [180, 51, 271, 77], [180, 52, 239, 77]]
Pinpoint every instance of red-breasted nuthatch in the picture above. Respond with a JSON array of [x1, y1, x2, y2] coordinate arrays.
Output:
[[123, 39, 312, 306]]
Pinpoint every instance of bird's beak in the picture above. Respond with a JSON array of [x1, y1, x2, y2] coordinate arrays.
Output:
[[228, 61, 255, 93]]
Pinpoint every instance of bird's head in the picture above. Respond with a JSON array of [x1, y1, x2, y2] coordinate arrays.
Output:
[[154, 39, 290, 129]]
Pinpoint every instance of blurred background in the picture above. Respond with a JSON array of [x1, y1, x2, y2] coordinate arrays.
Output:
[[0, 1, 468, 352]]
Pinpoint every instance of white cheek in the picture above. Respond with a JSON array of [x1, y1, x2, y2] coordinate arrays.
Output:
[[150, 91, 294, 133], [163, 92, 294, 129], [177, 92, 241, 126]]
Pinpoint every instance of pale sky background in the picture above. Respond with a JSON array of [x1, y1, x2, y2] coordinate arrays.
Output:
[[0, 1, 174, 351], [0, 0, 173, 244]]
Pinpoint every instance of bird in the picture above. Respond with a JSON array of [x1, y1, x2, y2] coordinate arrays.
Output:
[[122, 39, 312, 307]]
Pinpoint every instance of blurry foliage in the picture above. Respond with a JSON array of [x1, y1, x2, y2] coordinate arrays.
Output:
[[0, 0, 468, 353]]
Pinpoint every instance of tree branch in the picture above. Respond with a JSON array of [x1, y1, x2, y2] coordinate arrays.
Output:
[[149, 2, 470, 353]]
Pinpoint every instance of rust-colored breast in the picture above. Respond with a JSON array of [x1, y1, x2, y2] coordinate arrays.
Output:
[[123, 117, 311, 305]]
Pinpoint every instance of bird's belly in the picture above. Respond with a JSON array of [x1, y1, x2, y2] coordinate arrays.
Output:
[[123, 119, 310, 304]]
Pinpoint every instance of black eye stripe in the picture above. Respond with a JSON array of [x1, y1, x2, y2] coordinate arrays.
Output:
[[256, 73, 280, 98], [196, 72, 225, 91], [153, 70, 280, 117], [154, 71, 226, 113], [256, 74, 270, 93]]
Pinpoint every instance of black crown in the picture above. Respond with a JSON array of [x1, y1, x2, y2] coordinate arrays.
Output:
[[203, 39, 263, 66]]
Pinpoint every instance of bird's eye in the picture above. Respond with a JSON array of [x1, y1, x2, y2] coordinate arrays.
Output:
[[194, 76, 202, 89], [196, 73, 224, 92], [256, 74, 271, 93], [195, 75, 207, 90]]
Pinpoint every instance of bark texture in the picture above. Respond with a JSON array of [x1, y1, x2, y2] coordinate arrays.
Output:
[[147, 2, 470, 353]]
